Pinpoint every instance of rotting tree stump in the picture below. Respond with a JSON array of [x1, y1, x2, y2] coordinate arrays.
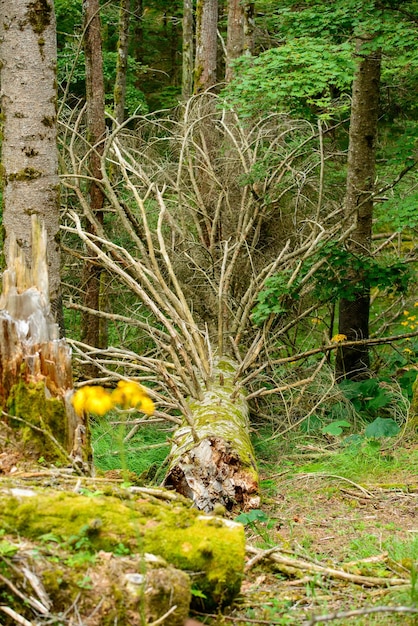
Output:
[[0, 216, 90, 470]]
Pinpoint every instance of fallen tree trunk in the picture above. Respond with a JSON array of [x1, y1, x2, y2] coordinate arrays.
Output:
[[164, 357, 260, 513], [0, 479, 245, 623], [0, 217, 90, 470]]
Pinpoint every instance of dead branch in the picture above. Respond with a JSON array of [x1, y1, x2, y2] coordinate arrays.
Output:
[[246, 546, 409, 587]]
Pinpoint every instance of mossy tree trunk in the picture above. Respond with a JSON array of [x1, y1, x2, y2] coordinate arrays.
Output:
[[164, 358, 259, 513]]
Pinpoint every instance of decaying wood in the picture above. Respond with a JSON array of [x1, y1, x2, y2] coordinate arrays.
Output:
[[0, 216, 89, 468], [164, 358, 260, 513]]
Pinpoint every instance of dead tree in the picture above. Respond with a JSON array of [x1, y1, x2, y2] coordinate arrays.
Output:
[[60, 95, 354, 511]]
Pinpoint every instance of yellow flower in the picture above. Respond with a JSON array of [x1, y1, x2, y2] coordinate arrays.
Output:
[[403, 348, 413, 354], [401, 321, 409, 326], [331, 334, 347, 343], [72, 386, 113, 416], [112, 381, 155, 414], [138, 395, 155, 416], [403, 310, 410, 316]]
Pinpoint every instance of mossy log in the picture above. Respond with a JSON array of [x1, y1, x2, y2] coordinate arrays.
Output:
[[0, 481, 245, 622], [164, 358, 260, 513], [0, 216, 90, 468]]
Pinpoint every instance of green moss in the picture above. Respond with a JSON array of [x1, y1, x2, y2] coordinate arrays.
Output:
[[6, 380, 68, 461], [27, 0, 51, 35], [41, 116, 55, 128], [0, 490, 245, 609], [8, 167, 42, 182]]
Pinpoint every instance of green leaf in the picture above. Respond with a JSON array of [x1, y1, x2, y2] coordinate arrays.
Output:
[[365, 417, 400, 439], [322, 420, 351, 436], [235, 509, 269, 525]]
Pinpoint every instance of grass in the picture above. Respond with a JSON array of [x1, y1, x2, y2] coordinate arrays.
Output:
[[91, 413, 170, 480]]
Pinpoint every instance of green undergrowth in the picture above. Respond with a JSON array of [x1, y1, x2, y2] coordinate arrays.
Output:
[[252, 425, 418, 487], [91, 415, 170, 480]]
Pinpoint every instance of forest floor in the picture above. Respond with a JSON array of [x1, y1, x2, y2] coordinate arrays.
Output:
[[193, 437, 418, 626]]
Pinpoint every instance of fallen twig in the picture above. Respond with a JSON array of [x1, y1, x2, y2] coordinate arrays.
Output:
[[0, 605, 34, 626], [245, 546, 409, 587], [305, 605, 418, 624]]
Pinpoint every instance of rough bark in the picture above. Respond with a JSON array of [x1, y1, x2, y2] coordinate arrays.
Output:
[[164, 358, 260, 513], [0, 217, 90, 468], [336, 39, 381, 380], [195, 0, 218, 92], [81, 0, 107, 372], [225, 0, 254, 82], [182, 0, 194, 98], [0, 0, 61, 323], [114, 0, 131, 124]]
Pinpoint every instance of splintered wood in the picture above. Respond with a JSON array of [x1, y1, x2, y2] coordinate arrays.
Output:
[[0, 216, 88, 466]]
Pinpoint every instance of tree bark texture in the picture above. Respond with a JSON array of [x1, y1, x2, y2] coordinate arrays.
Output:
[[225, 0, 254, 82], [114, 0, 131, 124], [0, 217, 90, 468], [336, 39, 381, 380], [0, 0, 61, 318], [182, 0, 194, 98], [164, 358, 260, 513], [195, 0, 218, 92], [81, 0, 107, 366]]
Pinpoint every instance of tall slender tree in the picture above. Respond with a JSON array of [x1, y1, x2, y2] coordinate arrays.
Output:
[[225, 0, 254, 82], [114, 0, 131, 124], [336, 37, 381, 380], [182, 0, 194, 98], [195, 0, 218, 92], [81, 0, 107, 370]]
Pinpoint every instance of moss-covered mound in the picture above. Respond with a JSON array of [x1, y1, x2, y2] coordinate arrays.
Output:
[[0, 482, 245, 619]]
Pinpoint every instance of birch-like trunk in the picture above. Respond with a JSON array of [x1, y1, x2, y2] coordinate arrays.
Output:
[[0, 0, 61, 321]]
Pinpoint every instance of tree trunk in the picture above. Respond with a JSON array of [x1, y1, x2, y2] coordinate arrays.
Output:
[[0, 0, 62, 326], [82, 0, 107, 374], [195, 0, 218, 92], [225, 0, 254, 82], [336, 39, 381, 380], [0, 218, 91, 469], [182, 0, 194, 98], [0, 483, 245, 616], [114, 0, 131, 124], [164, 358, 260, 513]]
